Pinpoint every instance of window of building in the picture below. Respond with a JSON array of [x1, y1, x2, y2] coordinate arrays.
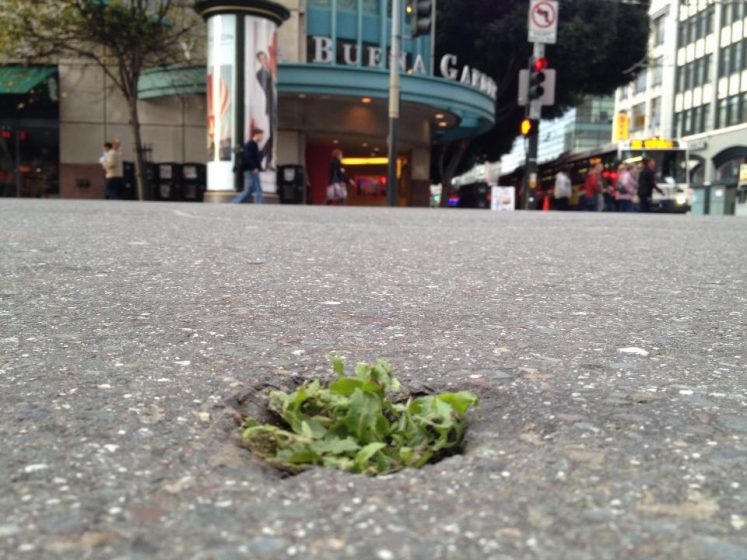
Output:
[[692, 106, 700, 134], [653, 15, 666, 46], [705, 5, 715, 36], [733, 40, 744, 74], [688, 17, 697, 44], [650, 97, 662, 131], [741, 93, 747, 124], [716, 158, 745, 183], [673, 112, 680, 136], [652, 57, 663, 87], [719, 45, 732, 77], [685, 61, 695, 89], [701, 103, 712, 133], [703, 55, 712, 85], [696, 10, 706, 40], [631, 103, 646, 131], [363, 0, 379, 14], [686, 108, 696, 135], [717, 98, 729, 128], [634, 69, 647, 94], [729, 94, 741, 126], [676, 66, 684, 92]]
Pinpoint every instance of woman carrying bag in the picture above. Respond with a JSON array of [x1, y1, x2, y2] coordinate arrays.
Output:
[[327, 149, 350, 205]]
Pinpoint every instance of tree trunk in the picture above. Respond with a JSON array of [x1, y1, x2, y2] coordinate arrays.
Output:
[[438, 140, 469, 207], [127, 98, 147, 201]]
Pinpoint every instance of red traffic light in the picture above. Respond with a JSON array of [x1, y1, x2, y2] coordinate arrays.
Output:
[[533, 57, 548, 72]]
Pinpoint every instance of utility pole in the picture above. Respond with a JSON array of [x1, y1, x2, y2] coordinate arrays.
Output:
[[523, 42, 544, 210], [521, 0, 559, 209], [386, 0, 402, 208]]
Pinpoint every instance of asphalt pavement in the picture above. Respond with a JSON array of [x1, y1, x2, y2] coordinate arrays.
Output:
[[1, 199, 746, 560]]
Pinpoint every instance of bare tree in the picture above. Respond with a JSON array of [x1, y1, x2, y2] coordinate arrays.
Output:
[[0, 0, 199, 200]]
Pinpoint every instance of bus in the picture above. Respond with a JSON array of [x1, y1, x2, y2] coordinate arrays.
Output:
[[500, 138, 692, 212]]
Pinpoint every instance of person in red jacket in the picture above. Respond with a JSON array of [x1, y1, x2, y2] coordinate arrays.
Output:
[[584, 162, 603, 211]]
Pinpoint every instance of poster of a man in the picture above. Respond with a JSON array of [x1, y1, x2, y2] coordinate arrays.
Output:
[[245, 18, 278, 193], [255, 50, 277, 169]]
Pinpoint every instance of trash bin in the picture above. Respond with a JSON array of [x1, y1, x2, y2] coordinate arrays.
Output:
[[121, 162, 157, 200], [277, 165, 305, 204], [690, 185, 710, 215], [122, 162, 137, 200], [181, 163, 206, 202], [154, 163, 182, 201], [736, 185, 747, 217], [458, 182, 490, 208], [708, 184, 736, 216]]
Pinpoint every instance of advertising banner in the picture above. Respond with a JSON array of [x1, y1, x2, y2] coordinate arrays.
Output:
[[491, 186, 516, 211], [206, 15, 236, 191], [245, 16, 279, 194]]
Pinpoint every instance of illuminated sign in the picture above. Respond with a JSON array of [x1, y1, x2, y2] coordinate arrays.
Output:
[[628, 139, 679, 150], [342, 157, 389, 166], [614, 113, 629, 141]]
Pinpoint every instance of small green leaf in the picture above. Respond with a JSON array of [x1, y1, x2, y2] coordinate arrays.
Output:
[[354, 442, 386, 471], [329, 355, 346, 377], [436, 391, 479, 417], [344, 389, 389, 444], [328, 377, 364, 396], [310, 437, 361, 455]]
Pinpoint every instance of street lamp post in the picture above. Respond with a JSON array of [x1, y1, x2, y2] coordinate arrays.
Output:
[[386, 0, 402, 208]]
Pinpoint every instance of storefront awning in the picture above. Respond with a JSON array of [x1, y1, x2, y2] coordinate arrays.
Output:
[[138, 66, 206, 99], [0, 66, 57, 95]]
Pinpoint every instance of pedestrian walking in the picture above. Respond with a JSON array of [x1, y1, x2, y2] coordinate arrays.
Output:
[[637, 157, 664, 213], [583, 162, 603, 211], [615, 163, 637, 212], [553, 165, 572, 211], [327, 149, 349, 205], [603, 167, 617, 212], [103, 139, 124, 200], [232, 129, 264, 204]]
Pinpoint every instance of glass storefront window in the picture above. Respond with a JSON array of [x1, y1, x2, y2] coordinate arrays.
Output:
[[338, 0, 356, 11], [363, 0, 378, 15], [310, 0, 331, 7], [716, 158, 745, 183]]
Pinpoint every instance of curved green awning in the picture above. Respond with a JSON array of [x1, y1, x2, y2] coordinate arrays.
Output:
[[137, 64, 496, 138], [0, 66, 57, 94], [138, 66, 206, 99]]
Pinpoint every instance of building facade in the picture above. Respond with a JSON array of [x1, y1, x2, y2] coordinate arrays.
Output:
[[0, 0, 496, 206], [498, 96, 614, 177], [614, 0, 747, 187]]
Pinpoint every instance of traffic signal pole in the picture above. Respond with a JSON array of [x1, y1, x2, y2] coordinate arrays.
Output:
[[523, 42, 545, 210], [386, 0, 402, 208]]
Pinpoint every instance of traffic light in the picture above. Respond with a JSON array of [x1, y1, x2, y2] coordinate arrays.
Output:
[[520, 118, 538, 137], [528, 56, 548, 101], [409, 0, 432, 38]]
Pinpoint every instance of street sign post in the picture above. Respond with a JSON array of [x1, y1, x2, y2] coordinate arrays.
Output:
[[528, 0, 558, 44]]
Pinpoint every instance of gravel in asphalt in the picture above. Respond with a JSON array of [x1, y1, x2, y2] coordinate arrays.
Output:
[[1, 200, 746, 560]]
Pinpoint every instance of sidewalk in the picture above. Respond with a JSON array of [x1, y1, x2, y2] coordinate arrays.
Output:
[[1, 200, 746, 559]]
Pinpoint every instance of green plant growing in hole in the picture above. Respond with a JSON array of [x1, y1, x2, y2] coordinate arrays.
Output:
[[241, 357, 478, 476]]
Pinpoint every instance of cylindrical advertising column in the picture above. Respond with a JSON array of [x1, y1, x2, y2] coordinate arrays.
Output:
[[195, 0, 290, 199]]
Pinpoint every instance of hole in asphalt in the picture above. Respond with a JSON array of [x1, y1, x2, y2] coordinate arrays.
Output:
[[224, 368, 480, 478]]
